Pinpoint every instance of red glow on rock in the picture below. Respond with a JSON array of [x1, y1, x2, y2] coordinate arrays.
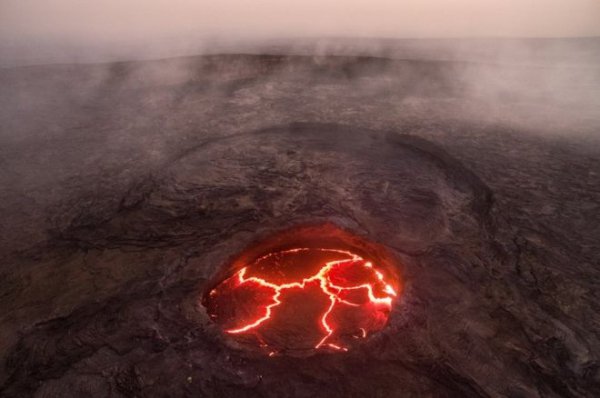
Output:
[[206, 248, 399, 354]]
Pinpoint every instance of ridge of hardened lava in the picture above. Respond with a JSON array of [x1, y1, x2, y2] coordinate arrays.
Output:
[[205, 247, 400, 355]]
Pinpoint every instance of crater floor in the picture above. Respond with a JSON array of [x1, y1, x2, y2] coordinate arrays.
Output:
[[0, 52, 599, 397]]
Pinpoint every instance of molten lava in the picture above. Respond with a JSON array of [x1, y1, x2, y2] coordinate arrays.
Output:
[[206, 248, 399, 354]]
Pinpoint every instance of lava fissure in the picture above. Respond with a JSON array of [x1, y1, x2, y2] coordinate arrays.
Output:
[[214, 248, 398, 351]]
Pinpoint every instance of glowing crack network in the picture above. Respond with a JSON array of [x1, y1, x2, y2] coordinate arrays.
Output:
[[206, 248, 399, 353]]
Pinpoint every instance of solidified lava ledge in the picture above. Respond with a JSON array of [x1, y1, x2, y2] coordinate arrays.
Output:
[[0, 52, 600, 397]]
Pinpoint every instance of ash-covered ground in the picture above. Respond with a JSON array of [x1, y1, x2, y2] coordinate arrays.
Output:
[[1, 39, 600, 397]]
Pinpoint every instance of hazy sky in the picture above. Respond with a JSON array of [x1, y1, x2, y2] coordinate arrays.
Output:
[[1, 0, 599, 42]]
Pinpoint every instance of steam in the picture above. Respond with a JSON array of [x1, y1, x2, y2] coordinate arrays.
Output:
[[0, 1, 598, 133], [0, 2, 599, 232]]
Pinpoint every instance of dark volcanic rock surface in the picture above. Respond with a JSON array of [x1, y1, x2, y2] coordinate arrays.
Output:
[[0, 53, 599, 397]]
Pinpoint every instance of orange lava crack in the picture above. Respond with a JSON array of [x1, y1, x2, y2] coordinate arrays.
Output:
[[224, 248, 397, 351]]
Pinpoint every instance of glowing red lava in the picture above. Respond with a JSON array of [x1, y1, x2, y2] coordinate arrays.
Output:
[[205, 247, 399, 354]]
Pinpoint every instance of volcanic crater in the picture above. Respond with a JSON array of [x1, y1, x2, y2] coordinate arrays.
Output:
[[1, 52, 599, 397]]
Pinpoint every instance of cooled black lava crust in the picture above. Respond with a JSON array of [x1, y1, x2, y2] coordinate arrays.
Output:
[[1, 54, 599, 397]]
